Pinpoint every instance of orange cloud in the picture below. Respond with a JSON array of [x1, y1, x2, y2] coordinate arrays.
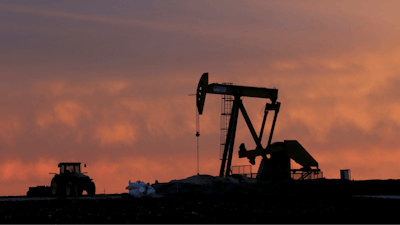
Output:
[[0, 116, 22, 148], [251, 42, 400, 142], [36, 100, 91, 128], [1, 158, 58, 183], [118, 96, 217, 138], [271, 60, 302, 71], [95, 123, 136, 146], [54, 101, 92, 127], [29, 77, 208, 147]]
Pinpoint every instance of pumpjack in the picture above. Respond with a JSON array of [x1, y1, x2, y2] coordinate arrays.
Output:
[[196, 73, 321, 180]]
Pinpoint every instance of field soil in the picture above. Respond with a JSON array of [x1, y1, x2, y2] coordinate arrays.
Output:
[[1, 175, 400, 223]]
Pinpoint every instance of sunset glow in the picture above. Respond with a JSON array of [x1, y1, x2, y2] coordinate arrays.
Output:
[[2, 0, 400, 196]]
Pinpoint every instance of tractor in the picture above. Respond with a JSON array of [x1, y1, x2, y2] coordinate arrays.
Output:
[[49, 162, 96, 197]]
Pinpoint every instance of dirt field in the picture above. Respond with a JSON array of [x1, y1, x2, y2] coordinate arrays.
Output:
[[0, 193, 399, 223], [2, 176, 400, 223]]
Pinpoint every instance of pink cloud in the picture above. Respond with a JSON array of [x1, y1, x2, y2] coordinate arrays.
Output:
[[2, 0, 400, 197], [0, 116, 22, 148], [95, 123, 136, 146]]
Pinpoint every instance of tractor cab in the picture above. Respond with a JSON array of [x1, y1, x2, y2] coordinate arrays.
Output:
[[58, 162, 83, 174]]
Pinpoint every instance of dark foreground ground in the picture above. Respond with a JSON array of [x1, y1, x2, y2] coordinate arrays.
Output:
[[0, 193, 399, 224], [3, 178, 400, 223]]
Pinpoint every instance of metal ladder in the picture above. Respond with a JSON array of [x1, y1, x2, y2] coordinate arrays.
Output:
[[220, 83, 233, 160]]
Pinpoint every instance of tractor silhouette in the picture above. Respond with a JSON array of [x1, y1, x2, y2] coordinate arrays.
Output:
[[50, 162, 95, 197]]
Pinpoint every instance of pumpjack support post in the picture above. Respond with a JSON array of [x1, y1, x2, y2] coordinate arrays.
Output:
[[196, 73, 280, 178]]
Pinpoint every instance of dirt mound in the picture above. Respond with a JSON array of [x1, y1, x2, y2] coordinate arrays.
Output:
[[152, 177, 400, 198], [169, 174, 251, 185], [152, 174, 264, 197]]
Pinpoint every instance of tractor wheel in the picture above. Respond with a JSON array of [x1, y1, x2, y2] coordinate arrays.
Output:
[[65, 182, 77, 197], [51, 179, 60, 196], [87, 182, 96, 196], [76, 186, 83, 197]]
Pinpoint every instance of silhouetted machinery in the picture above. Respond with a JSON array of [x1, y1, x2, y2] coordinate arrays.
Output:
[[27, 162, 95, 197], [196, 73, 322, 180]]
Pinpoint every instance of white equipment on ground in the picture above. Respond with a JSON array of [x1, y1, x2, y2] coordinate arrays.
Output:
[[126, 180, 156, 198]]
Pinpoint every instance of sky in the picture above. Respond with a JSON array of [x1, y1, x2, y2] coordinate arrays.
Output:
[[1, 0, 400, 196]]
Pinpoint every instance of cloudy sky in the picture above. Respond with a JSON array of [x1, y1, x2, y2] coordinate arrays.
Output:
[[1, 0, 400, 196]]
